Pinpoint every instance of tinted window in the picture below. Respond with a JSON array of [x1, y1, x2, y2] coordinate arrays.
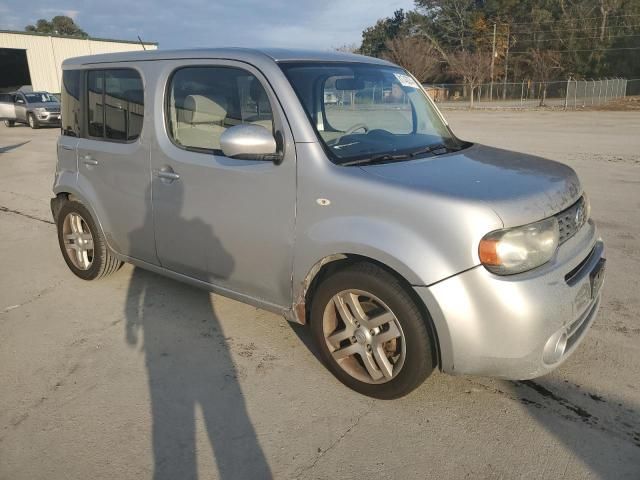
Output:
[[87, 69, 144, 141], [62, 70, 81, 137], [167, 66, 273, 152], [87, 70, 104, 137], [0, 93, 12, 102]]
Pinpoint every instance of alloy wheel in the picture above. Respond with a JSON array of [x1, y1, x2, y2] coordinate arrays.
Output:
[[322, 289, 406, 384], [62, 212, 95, 270]]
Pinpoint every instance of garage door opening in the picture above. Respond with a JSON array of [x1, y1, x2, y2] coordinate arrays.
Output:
[[0, 48, 31, 92]]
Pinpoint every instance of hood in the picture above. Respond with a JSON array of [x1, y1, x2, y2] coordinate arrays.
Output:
[[360, 143, 581, 227]]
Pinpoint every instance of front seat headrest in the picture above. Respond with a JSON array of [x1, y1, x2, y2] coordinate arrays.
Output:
[[183, 94, 227, 124]]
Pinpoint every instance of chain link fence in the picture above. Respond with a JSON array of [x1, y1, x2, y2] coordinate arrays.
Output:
[[424, 78, 632, 109]]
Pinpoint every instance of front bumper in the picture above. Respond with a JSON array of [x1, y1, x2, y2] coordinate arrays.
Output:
[[416, 219, 604, 380], [35, 111, 61, 124]]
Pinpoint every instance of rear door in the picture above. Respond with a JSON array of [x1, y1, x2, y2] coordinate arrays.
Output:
[[0, 93, 16, 121], [75, 67, 156, 264]]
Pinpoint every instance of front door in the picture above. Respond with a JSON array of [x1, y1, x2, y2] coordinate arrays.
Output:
[[151, 61, 296, 307], [75, 67, 155, 264], [14, 93, 27, 122]]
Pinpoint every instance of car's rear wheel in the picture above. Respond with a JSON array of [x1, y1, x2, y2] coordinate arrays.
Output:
[[56, 201, 122, 280], [28, 113, 39, 129], [310, 262, 435, 399], [4, 120, 15, 127]]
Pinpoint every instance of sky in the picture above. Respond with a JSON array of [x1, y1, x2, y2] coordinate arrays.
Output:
[[0, 0, 415, 49]]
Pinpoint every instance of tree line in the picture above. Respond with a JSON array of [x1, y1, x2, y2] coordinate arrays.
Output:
[[350, 0, 640, 99], [25, 16, 88, 38]]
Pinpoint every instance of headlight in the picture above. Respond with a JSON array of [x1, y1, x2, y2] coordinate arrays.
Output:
[[479, 217, 560, 275], [34, 107, 46, 113]]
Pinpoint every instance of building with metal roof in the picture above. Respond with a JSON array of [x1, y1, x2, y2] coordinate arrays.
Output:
[[0, 30, 157, 93]]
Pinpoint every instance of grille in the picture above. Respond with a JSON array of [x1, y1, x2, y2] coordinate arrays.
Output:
[[45, 107, 60, 113], [555, 196, 587, 245]]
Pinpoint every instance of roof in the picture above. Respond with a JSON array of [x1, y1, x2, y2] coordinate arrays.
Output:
[[0, 29, 157, 46], [61, 47, 394, 67]]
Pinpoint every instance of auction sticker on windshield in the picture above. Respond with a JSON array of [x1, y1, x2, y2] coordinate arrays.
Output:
[[393, 72, 419, 89]]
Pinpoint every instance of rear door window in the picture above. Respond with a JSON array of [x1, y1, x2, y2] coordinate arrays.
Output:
[[86, 68, 144, 141]]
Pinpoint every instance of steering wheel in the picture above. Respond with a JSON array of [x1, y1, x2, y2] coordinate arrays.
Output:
[[329, 123, 369, 145], [343, 123, 369, 136]]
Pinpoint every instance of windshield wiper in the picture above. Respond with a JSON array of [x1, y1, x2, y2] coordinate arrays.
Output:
[[341, 152, 412, 167], [408, 143, 458, 157], [341, 143, 459, 167]]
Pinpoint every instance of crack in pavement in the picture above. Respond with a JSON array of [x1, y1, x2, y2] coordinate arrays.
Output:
[[294, 402, 374, 479], [0, 205, 54, 225], [1, 279, 64, 316]]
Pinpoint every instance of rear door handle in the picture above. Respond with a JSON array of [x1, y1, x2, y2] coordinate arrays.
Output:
[[82, 154, 98, 166], [62, 145, 74, 151], [156, 166, 180, 183]]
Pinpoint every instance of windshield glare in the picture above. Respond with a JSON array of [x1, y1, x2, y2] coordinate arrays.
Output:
[[280, 62, 460, 164], [24, 92, 58, 104]]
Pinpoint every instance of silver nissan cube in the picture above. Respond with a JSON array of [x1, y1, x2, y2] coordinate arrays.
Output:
[[52, 48, 605, 398]]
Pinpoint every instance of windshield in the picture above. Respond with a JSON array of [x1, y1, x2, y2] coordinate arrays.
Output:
[[24, 92, 58, 104], [280, 62, 462, 165]]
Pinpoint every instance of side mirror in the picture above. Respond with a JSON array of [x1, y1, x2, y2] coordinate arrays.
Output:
[[16, 98, 25, 104], [220, 124, 281, 162]]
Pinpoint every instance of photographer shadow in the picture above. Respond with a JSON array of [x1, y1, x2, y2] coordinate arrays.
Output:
[[125, 181, 271, 479]]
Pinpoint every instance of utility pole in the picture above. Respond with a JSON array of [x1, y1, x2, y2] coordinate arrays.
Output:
[[489, 23, 496, 101], [502, 24, 510, 100]]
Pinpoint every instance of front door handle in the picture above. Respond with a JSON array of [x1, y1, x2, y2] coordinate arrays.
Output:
[[156, 166, 180, 183], [82, 154, 98, 166]]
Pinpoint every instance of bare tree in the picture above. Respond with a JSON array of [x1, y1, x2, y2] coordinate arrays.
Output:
[[382, 36, 441, 82], [334, 43, 359, 53], [599, 0, 622, 41], [528, 49, 562, 106], [447, 50, 491, 108]]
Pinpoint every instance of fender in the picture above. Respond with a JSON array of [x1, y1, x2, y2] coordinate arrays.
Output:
[[52, 182, 120, 256], [294, 215, 465, 292]]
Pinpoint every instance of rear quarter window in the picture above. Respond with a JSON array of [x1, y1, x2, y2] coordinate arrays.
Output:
[[62, 70, 81, 137]]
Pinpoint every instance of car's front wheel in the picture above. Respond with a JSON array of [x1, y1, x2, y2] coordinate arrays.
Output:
[[56, 201, 122, 280], [310, 262, 436, 399], [28, 113, 39, 129], [4, 119, 15, 127]]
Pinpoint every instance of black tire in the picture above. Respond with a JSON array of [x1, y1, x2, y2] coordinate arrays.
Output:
[[56, 201, 122, 280], [4, 119, 15, 127], [310, 262, 435, 399], [28, 113, 39, 129]]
